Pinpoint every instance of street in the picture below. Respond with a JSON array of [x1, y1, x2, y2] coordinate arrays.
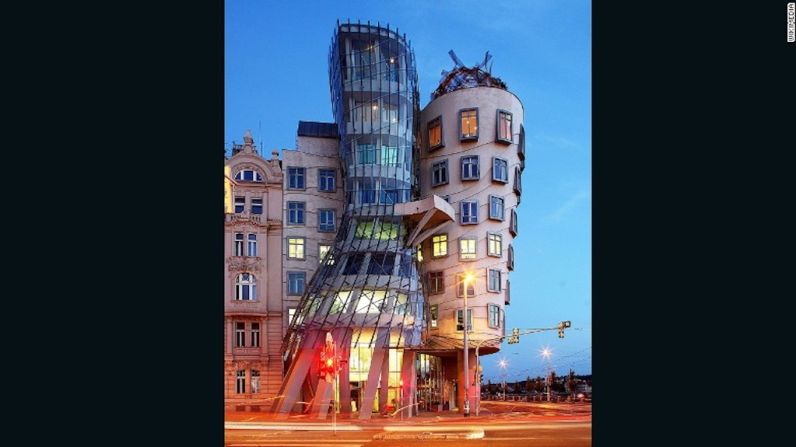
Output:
[[225, 401, 591, 446]]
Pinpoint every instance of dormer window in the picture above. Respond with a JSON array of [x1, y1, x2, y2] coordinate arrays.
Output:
[[235, 169, 263, 182]]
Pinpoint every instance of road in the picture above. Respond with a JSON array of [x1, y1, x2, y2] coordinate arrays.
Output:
[[225, 401, 591, 446]]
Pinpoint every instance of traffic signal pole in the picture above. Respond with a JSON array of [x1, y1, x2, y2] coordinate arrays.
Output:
[[473, 321, 570, 416]]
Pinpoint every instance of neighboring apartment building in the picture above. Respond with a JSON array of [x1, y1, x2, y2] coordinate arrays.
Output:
[[224, 131, 284, 403]]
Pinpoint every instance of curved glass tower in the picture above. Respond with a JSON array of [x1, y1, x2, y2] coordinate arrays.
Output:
[[275, 21, 425, 419]]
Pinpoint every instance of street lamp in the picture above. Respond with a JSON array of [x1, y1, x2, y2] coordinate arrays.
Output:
[[540, 346, 553, 402], [462, 272, 474, 416], [498, 359, 508, 399]]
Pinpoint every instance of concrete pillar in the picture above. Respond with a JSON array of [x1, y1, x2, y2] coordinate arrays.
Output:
[[456, 349, 477, 414], [399, 350, 416, 417], [272, 329, 323, 417], [312, 379, 333, 419], [359, 328, 390, 420]]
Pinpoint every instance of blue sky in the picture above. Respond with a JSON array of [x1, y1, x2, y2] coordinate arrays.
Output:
[[226, 0, 591, 382]]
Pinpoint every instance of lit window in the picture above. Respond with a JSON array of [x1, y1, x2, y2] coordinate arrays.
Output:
[[251, 322, 260, 347], [431, 160, 448, 187], [234, 233, 244, 256], [432, 234, 448, 257], [247, 234, 257, 256], [457, 273, 476, 297], [488, 233, 503, 257], [508, 244, 515, 270], [234, 197, 245, 214], [355, 290, 386, 314], [235, 169, 262, 182], [236, 370, 245, 394], [460, 200, 478, 224], [456, 309, 473, 331], [287, 167, 305, 189], [488, 269, 502, 292], [250, 370, 260, 394], [459, 237, 477, 260], [430, 304, 439, 328], [235, 322, 245, 347], [318, 169, 336, 192], [417, 244, 424, 263], [287, 237, 305, 259], [287, 307, 297, 326], [287, 202, 305, 225], [497, 110, 513, 144], [510, 209, 518, 236], [461, 155, 480, 180], [493, 157, 509, 183], [234, 273, 256, 301], [251, 198, 263, 215], [318, 209, 336, 232], [489, 195, 505, 221], [460, 108, 478, 140], [287, 271, 305, 296], [319, 244, 333, 265], [427, 271, 444, 295], [354, 219, 399, 240], [488, 304, 501, 328], [428, 116, 443, 150]]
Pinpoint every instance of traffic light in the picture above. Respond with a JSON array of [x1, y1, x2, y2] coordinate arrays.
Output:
[[507, 328, 520, 344], [557, 321, 571, 338]]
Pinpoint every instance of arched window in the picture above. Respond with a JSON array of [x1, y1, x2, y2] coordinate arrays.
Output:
[[235, 273, 257, 301], [235, 169, 263, 182]]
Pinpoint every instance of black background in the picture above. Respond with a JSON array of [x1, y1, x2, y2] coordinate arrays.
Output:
[[4, 1, 794, 445]]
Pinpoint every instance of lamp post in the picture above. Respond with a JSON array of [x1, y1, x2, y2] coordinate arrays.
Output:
[[541, 347, 552, 402], [498, 359, 508, 400], [462, 272, 474, 417]]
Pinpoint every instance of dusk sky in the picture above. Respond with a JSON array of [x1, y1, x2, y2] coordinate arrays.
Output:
[[225, 0, 591, 382]]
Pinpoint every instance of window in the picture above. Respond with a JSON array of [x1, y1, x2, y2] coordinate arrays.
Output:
[[287, 271, 306, 296], [456, 309, 473, 332], [234, 233, 244, 256], [493, 157, 508, 183], [319, 244, 333, 264], [416, 244, 423, 263], [514, 166, 522, 196], [428, 116, 443, 150], [488, 304, 501, 328], [236, 370, 246, 394], [287, 167, 305, 189], [287, 202, 305, 225], [488, 233, 503, 257], [356, 144, 377, 165], [288, 307, 297, 325], [357, 178, 376, 204], [518, 124, 526, 164], [247, 234, 257, 256], [507, 244, 514, 270], [354, 219, 399, 240], [430, 304, 439, 328], [380, 178, 400, 204], [460, 200, 478, 224], [234, 273, 256, 301], [250, 370, 260, 394], [459, 108, 478, 140], [235, 169, 262, 182], [459, 237, 477, 260], [368, 253, 395, 275], [488, 269, 502, 292], [432, 234, 448, 257], [251, 198, 263, 215], [343, 253, 365, 275], [287, 237, 305, 259], [380, 145, 399, 165], [251, 322, 260, 347], [497, 110, 513, 144], [427, 271, 444, 295], [510, 209, 518, 236], [235, 322, 245, 347], [456, 273, 476, 297], [505, 280, 511, 305], [399, 254, 413, 277], [489, 195, 505, 221], [461, 155, 480, 180], [431, 160, 448, 187], [318, 209, 336, 232], [318, 169, 336, 192], [355, 290, 386, 314], [234, 197, 245, 214]]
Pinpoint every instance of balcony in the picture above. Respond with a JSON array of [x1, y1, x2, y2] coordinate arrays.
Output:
[[225, 213, 276, 227]]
